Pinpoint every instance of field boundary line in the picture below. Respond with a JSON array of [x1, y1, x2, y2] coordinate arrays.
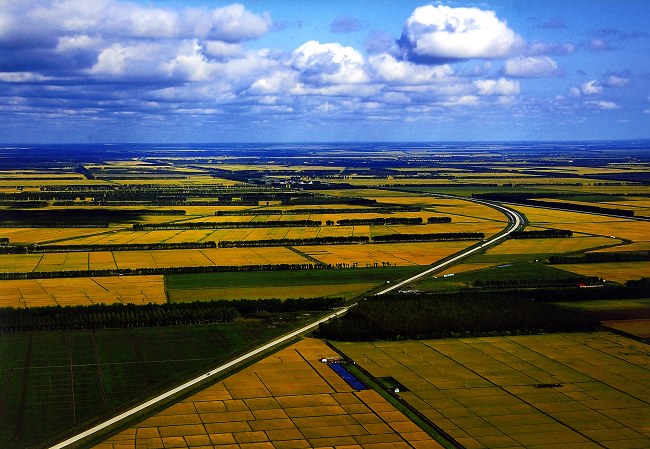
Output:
[[49, 195, 524, 449], [48, 307, 351, 449]]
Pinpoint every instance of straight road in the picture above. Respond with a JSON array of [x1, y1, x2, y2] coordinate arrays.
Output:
[[50, 197, 524, 449]]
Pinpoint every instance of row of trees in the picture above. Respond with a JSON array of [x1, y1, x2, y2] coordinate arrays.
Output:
[[0, 241, 218, 254], [0, 263, 332, 280], [373, 232, 484, 243], [134, 217, 455, 231], [316, 292, 600, 341], [510, 229, 573, 239], [318, 278, 650, 342], [218, 236, 369, 247], [427, 217, 452, 223], [133, 220, 322, 230], [473, 193, 635, 217], [214, 206, 422, 216], [549, 251, 650, 264], [0, 297, 346, 332], [316, 280, 650, 342], [473, 276, 600, 288], [337, 217, 424, 226], [217, 232, 484, 247]]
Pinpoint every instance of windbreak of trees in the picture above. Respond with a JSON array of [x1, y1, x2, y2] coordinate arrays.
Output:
[[337, 217, 423, 226], [427, 217, 452, 223], [317, 278, 650, 341], [215, 206, 422, 216], [0, 297, 345, 332], [3, 201, 49, 208], [0, 208, 151, 226], [0, 242, 217, 254], [0, 263, 330, 280], [510, 229, 573, 239], [0, 302, 238, 331], [218, 237, 369, 247], [473, 276, 600, 288], [133, 220, 322, 230], [285, 197, 377, 206], [0, 238, 9, 246], [372, 232, 484, 243], [473, 193, 635, 217], [549, 251, 650, 264], [218, 232, 484, 248]]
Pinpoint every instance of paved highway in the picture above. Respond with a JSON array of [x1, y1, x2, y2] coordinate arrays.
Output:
[[50, 197, 524, 449]]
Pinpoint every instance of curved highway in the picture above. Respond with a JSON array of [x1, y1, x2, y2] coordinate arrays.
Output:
[[50, 196, 525, 449], [377, 196, 525, 295]]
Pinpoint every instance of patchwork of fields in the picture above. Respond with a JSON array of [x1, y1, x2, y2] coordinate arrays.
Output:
[[95, 338, 442, 449], [0, 276, 166, 307], [2, 146, 649, 449], [335, 332, 650, 449]]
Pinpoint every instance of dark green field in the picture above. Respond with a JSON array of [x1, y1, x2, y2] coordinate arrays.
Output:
[[0, 323, 286, 449], [166, 266, 421, 290], [413, 261, 594, 291]]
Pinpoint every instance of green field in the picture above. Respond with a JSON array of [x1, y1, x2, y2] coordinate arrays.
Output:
[[166, 266, 420, 289], [413, 261, 595, 291], [0, 323, 287, 449]]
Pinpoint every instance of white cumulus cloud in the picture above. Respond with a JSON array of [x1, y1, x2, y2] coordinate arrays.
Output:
[[603, 75, 629, 87], [474, 78, 520, 96], [503, 56, 560, 78], [399, 5, 523, 62], [291, 41, 368, 85], [585, 100, 620, 110], [581, 80, 603, 95], [369, 53, 454, 85]]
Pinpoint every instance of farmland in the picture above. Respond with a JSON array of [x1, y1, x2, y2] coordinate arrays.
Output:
[[334, 332, 650, 449], [95, 338, 442, 449], [0, 142, 649, 449], [166, 266, 420, 301], [0, 276, 166, 308], [0, 322, 292, 449]]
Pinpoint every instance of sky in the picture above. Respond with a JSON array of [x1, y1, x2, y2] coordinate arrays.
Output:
[[0, 0, 649, 143]]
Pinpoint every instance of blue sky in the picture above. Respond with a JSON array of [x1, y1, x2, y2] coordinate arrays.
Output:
[[0, 0, 648, 143]]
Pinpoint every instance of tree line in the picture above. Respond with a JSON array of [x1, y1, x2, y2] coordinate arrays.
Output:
[[133, 219, 322, 230], [315, 280, 650, 341], [0, 296, 345, 332], [0, 241, 217, 254], [510, 229, 573, 239], [0, 263, 332, 280], [217, 232, 484, 248], [218, 236, 369, 247], [473, 276, 600, 288], [473, 193, 635, 217], [214, 206, 421, 216], [337, 217, 423, 226], [549, 251, 650, 264], [372, 232, 484, 243]]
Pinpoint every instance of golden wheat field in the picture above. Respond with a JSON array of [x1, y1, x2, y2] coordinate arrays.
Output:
[[0, 276, 166, 308], [509, 205, 650, 243], [0, 227, 115, 245], [94, 338, 442, 449], [301, 241, 477, 267], [0, 247, 311, 273], [335, 332, 650, 449]]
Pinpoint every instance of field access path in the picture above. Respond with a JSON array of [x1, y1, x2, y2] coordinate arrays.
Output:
[[49, 195, 525, 449]]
